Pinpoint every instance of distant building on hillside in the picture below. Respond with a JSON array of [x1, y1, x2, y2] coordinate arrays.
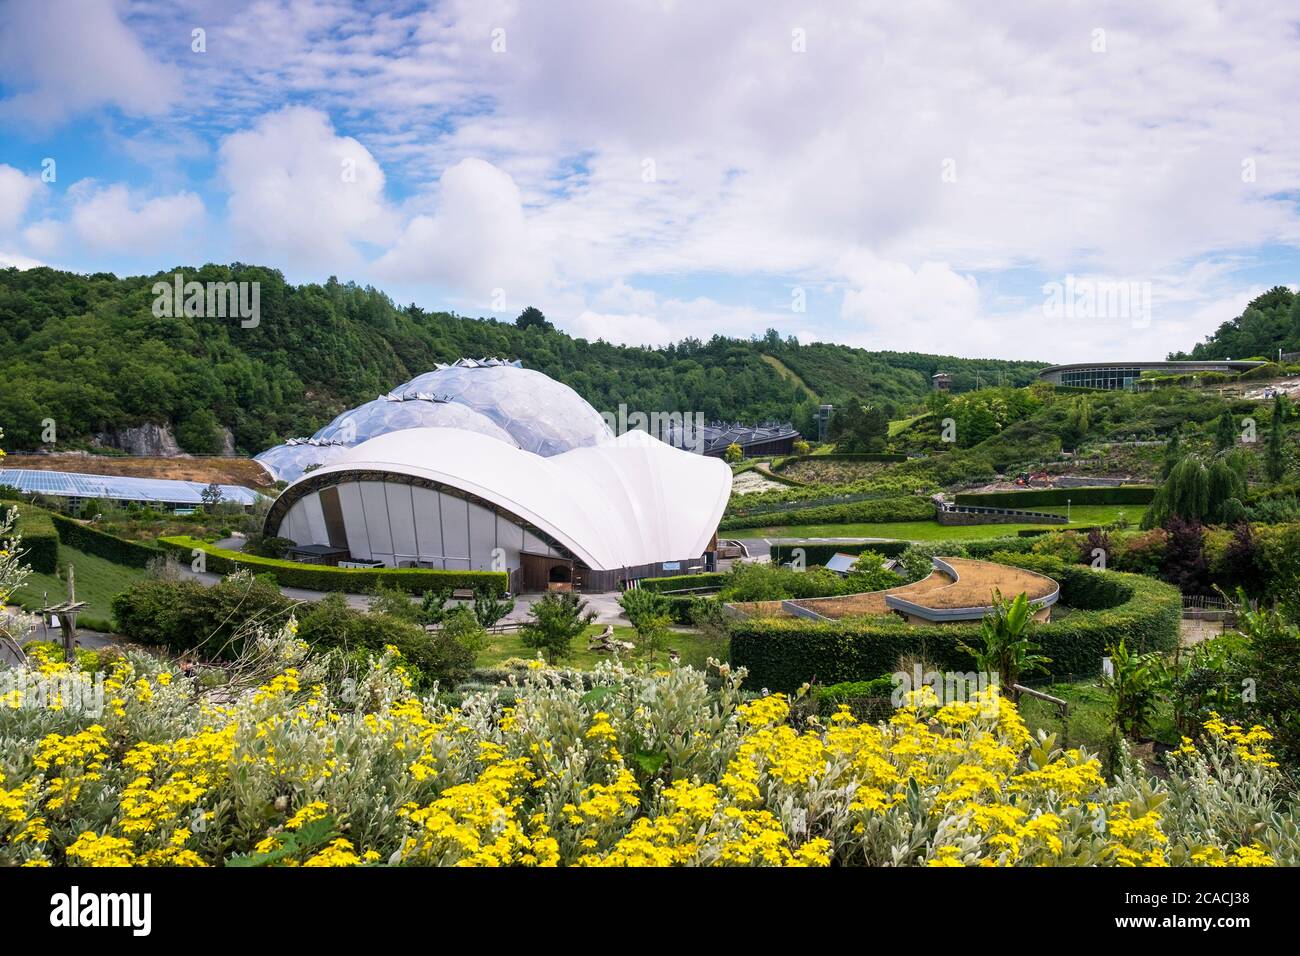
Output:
[[664, 421, 801, 458], [931, 372, 952, 391], [1038, 360, 1266, 390]]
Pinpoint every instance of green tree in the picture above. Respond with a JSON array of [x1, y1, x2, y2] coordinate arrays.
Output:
[[1162, 428, 1182, 479], [1267, 394, 1286, 482], [472, 590, 515, 630], [723, 442, 743, 463], [175, 408, 223, 455], [958, 591, 1048, 702], [519, 592, 596, 661], [1143, 453, 1246, 528], [1214, 410, 1237, 452], [831, 400, 889, 452], [515, 306, 553, 331]]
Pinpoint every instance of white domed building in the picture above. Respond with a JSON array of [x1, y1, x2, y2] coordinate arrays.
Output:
[[257, 359, 731, 591]]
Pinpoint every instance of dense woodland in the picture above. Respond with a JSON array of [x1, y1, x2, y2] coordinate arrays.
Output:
[[1169, 286, 1300, 361], [0, 264, 1042, 454]]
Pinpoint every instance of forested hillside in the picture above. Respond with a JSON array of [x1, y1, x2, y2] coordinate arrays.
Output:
[[0, 264, 1043, 455], [1170, 286, 1300, 361]]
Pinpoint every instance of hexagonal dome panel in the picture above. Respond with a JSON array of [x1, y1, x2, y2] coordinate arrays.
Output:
[[393, 363, 613, 457], [311, 396, 520, 448]]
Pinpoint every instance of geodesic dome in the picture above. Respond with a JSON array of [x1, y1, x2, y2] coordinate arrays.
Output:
[[392, 362, 613, 457], [311, 396, 520, 448], [253, 439, 353, 484], [256, 359, 615, 482]]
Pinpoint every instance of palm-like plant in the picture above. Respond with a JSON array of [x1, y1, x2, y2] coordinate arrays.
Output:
[[1101, 639, 1163, 740], [960, 590, 1049, 702]]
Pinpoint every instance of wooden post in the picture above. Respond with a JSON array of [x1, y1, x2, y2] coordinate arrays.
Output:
[[62, 565, 77, 664]]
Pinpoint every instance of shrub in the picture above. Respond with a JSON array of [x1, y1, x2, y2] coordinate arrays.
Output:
[[769, 541, 910, 566], [636, 573, 728, 594], [1111, 528, 1167, 576], [111, 573, 292, 659], [520, 592, 596, 661], [299, 594, 474, 689], [1161, 518, 1209, 593], [1030, 529, 1088, 564], [157, 536, 507, 595]]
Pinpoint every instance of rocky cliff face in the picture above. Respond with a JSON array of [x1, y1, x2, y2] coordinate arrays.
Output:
[[93, 423, 185, 457]]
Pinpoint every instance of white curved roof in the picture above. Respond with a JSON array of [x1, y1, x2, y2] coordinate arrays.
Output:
[[277, 426, 731, 570]]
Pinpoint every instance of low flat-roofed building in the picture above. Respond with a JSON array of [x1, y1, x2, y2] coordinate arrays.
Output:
[[1038, 360, 1265, 390]]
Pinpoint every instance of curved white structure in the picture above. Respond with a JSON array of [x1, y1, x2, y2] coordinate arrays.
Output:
[[261, 361, 731, 589], [255, 358, 611, 483]]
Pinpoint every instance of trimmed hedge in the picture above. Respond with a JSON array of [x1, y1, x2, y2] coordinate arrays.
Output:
[[50, 514, 160, 569], [636, 573, 728, 593], [719, 495, 935, 531], [11, 505, 58, 574], [770, 540, 911, 566], [157, 536, 508, 596], [728, 555, 1180, 691], [771, 452, 906, 472], [953, 486, 1155, 508]]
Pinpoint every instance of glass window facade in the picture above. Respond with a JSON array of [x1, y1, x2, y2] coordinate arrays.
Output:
[[1059, 367, 1144, 390]]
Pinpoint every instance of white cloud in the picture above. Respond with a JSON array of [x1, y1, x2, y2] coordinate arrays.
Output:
[[219, 107, 398, 271], [0, 0, 177, 128], [0, 165, 43, 233], [2, 1, 1299, 361], [68, 182, 205, 254], [374, 158, 548, 302], [0, 250, 44, 270]]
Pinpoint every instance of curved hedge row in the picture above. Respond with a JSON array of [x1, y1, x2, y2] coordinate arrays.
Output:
[[772, 452, 907, 472], [719, 495, 935, 531], [50, 514, 161, 568], [157, 536, 508, 596], [953, 486, 1155, 508], [12, 505, 58, 574], [728, 555, 1180, 691], [636, 573, 728, 593], [770, 540, 911, 565]]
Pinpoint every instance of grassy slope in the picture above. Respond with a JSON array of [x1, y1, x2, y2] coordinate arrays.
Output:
[[13, 545, 149, 627], [742, 504, 1143, 540], [759, 353, 819, 401], [478, 623, 727, 671]]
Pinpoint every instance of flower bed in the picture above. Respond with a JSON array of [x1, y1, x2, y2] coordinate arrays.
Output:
[[0, 637, 1288, 867]]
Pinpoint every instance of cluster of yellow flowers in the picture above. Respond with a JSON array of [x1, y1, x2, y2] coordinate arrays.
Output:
[[0, 636, 1293, 867]]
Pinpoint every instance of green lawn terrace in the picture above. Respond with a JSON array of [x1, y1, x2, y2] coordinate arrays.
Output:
[[741, 503, 1142, 541]]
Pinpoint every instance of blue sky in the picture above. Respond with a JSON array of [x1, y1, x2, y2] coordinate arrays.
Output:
[[2, 0, 1298, 362]]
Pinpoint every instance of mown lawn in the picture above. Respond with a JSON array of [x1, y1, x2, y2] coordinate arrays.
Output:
[[745, 504, 1145, 541], [13, 545, 149, 630], [477, 623, 727, 671]]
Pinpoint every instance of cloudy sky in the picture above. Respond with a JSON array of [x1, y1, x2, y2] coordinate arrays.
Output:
[[1, 0, 1297, 361]]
